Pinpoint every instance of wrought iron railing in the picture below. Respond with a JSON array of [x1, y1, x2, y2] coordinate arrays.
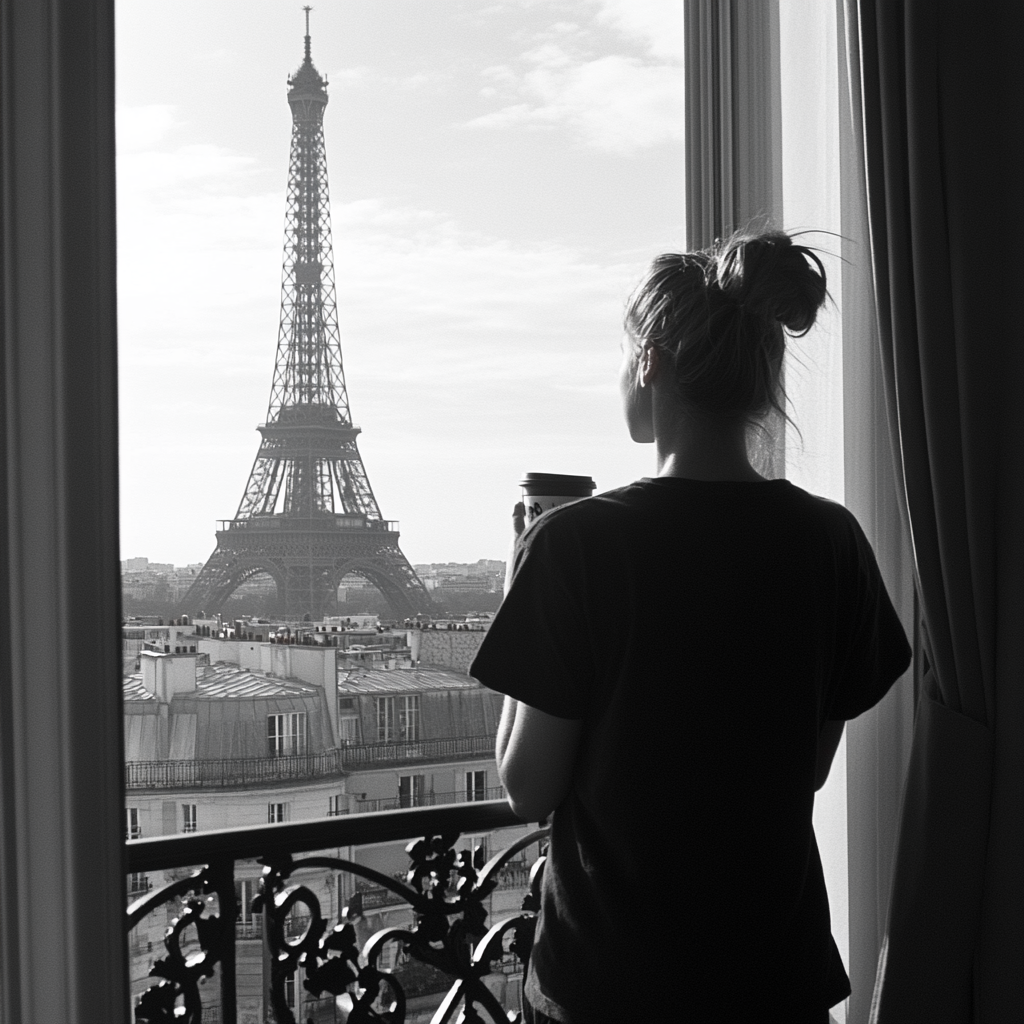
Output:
[[125, 735, 496, 789], [355, 786, 506, 813], [218, 517, 400, 534], [126, 800, 547, 1024]]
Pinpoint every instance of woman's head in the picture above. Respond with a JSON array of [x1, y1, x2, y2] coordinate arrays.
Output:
[[622, 230, 828, 436]]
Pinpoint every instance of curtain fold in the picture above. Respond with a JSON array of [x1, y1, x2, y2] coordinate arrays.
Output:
[[845, 1, 1024, 1020]]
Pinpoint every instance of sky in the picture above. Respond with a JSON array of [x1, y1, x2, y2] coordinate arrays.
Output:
[[116, 0, 686, 566]]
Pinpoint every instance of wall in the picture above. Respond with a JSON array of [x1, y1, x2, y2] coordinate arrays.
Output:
[[345, 758, 496, 805], [415, 629, 487, 674]]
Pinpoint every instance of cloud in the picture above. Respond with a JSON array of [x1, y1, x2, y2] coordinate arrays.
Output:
[[465, 47, 683, 153], [115, 119, 640, 394], [595, 0, 684, 62], [464, 6, 683, 154], [327, 198, 636, 387]]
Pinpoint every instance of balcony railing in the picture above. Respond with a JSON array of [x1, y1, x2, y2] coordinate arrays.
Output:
[[356, 786, 506, 813], [127, 801, 547, 1024], [218, 516, 400, 534], [125, 734, 496, 790]]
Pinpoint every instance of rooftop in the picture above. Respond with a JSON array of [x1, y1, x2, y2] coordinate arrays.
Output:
[[122, 662, 322, 703], [337, 666, 479, 695]]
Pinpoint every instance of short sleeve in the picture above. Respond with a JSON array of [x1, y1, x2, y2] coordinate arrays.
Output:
[[469, 513, 594, 719], [827, 511, 913, 720]]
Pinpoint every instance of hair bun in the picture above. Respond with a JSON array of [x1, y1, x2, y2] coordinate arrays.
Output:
[[713, 230, 827, 335]]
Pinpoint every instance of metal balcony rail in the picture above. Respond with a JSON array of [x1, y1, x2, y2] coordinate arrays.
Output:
[[127, 801, 548, 1024], [218, 517, 400, 533], [125, 734, 496, 789], [356, 786, 506, 813]]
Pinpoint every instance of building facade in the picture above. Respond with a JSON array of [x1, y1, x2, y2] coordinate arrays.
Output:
[[124, 634, 532, 1022]]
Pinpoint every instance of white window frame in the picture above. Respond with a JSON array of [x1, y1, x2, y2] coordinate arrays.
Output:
[[267, 712, 308, 757], [459, 833, 489, 867], [126, 806, 142, 840], [377, 695, 420, 741], [376, 696, 395, 741], [465, 770, 487, 802], [127, 871, 149, 896], [399, 695, 420, 741], [182, 804, 197, 834], [339, 714, 362, 745], [398, 774, 425, 808], [268, 802, 289, 824], [327, 794, 346, 817], [236, 878, 259, 930]]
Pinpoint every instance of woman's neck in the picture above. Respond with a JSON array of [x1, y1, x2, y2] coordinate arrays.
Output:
[[653, 408, 767, 482]]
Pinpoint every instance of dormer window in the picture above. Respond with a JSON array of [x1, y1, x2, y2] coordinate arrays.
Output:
[[267, 712, 307, 757]]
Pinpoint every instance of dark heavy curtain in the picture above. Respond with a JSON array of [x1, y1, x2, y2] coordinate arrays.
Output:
[[847, 2, 1024, 1021]]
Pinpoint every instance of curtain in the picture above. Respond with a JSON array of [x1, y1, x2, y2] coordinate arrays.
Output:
[[836, 11, 917, 1018], [844, 2, 1024, 1020]]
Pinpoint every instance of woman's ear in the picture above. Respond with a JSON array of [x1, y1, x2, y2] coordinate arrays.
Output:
[[640, 343, 660, 387]]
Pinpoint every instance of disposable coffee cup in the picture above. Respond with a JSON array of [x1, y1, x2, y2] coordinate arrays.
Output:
[[504, 473, 596, 597], [520, 472, 597, 529]]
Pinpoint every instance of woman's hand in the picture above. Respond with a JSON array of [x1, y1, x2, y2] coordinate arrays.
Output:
[[503, 501, 527, 597]]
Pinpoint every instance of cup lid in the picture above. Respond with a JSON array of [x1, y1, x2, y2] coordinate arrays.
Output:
[[520, 472, 596, 497]]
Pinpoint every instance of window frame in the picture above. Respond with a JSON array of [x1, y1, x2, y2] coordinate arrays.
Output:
[[182, 803, 197, 834], [235, 878, 259, 930], [399, 695, 420, 741], [267, 711, 308, 757], [398, 773, 425, 808], [127, 871, 149, 896], [126, 806, 141, 840], [465, 770, 487, 802], [376, 696, 395, 742]]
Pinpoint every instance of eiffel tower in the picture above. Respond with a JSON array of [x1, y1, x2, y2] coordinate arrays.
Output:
[[181, 13, 430, 621]]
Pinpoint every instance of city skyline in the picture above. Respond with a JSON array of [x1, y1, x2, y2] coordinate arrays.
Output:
[[116, 1, 686, 567]]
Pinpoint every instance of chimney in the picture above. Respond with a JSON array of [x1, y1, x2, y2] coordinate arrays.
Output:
[[140, 650, 198, 703]]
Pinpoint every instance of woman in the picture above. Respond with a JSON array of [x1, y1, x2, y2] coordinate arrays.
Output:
[[470, 230, 911, 1023]]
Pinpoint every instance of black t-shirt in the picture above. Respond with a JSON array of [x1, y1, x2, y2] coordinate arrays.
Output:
[[470, 478, 912, 1023]]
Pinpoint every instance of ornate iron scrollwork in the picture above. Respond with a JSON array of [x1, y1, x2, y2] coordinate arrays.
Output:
[[131, 860, 236, 1024], [128, 825, 548, 1024], [254, 828, 548, 1024]]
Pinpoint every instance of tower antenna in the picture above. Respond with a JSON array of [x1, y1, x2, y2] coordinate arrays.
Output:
[[303, 6, 312, 61]]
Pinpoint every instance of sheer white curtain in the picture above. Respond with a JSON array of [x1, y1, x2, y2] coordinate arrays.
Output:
[[780, 5, 917, 1023], [777, 7, 849, 1022]]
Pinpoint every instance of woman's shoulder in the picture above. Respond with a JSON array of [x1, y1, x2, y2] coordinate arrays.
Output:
[[528, 482, 647, 531]]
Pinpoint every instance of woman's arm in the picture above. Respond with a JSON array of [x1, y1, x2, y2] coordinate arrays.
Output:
[[496, 694, 582, 822]]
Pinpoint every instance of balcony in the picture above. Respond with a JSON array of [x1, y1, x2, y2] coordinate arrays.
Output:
[[217, 516, 400, 534], [127, 801, 547, 1024], [125, 734, 496, 790], [356, 786, 507, 813]]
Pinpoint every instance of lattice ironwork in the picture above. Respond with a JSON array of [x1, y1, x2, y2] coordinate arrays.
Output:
[[182, 18, 429, 620]]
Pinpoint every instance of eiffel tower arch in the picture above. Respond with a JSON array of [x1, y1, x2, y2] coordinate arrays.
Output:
[[181, 16, 431, 622]]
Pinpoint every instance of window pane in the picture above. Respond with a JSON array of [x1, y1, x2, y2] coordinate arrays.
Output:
[[118, 9, 681, 1019]]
